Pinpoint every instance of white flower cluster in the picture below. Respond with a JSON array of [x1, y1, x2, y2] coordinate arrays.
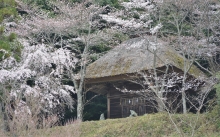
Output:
[[121, 0, 154, 10], [1, 39, 77, 116], [150, 23, 163, 34], [100, 14, 151, 29], [97, 0, 156, 31]]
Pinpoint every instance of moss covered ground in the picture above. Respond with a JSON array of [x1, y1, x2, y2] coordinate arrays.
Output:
[[33, 112, 220, 137]]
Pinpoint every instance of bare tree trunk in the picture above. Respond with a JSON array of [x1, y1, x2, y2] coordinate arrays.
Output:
[[77, 89, 83, 120], [182, 89, 187, 114], [182, 55, 187, 114], [156, 96, 164, 112], [153, 37, 165, 112]]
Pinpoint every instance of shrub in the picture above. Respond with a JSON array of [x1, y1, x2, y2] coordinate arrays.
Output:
[[0, 40, 10, 51], [0, 0, 17, 23], [112, 32, 129, 43], [95, 0, 122, 9], [0, 0, 16, 8], [0, 30, 22, 61], [0, 0, 22, 62], [8, 32, 16, 42], [0, 40, 11, 60], [0, 26, 4, 35], [90, 43, 111, 53], [133, 13, 140, 19]]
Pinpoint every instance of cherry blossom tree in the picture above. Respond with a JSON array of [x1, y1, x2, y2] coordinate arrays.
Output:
[[1, 0, 116, 123], [0, 1, 77, 128]]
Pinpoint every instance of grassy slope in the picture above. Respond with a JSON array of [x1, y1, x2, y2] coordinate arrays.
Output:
[[38, 113, 219, 137], [81, 113, 175, 137]]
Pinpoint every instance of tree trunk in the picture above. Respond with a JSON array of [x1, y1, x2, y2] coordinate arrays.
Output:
[[156, 97, 164, 112], [182, 91, 187, 114], [156, 91, 164, 112], [77, 89, 83, 120]]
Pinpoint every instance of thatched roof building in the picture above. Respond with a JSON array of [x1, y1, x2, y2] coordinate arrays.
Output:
[[86, 37, 204, 83], [85, 37, 205, 118]]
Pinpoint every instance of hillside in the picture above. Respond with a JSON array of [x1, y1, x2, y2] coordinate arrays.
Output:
[[10, 112, 220, 137], [0, 0, 220, 136]]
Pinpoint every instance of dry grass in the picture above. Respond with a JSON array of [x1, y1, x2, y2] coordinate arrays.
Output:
[[0, 118, 81, 137], [32, 119, 81, 137]]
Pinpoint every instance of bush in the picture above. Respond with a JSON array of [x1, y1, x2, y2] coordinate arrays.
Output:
[[95, 0, 122, 9], [0, 40, 11, 60], [8, 32, 16, 42], [0, 0, 17, 23], [0, 0, 16, 8], [0, 0, 22, 61], [89, 43, 111, 53], [0, 29, 22, 61], [0, 26, 4, 35], [152, 2, 194, 36]]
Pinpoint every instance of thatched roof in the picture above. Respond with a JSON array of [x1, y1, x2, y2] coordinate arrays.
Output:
[[86, 37, 204, 80]]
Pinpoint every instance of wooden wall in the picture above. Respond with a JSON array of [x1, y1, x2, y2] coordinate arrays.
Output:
[[107, 84, 155, 118]]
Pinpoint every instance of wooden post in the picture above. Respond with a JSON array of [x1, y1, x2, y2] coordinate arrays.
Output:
[[107, 93, 110, 118]]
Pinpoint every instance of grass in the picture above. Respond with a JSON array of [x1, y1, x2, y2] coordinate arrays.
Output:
[[31, 112, 220, 137], [0, 112, 219, 136], [81, 113, 172, 137]]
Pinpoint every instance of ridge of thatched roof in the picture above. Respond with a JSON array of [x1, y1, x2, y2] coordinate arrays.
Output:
[[86, 37, 204, 79]]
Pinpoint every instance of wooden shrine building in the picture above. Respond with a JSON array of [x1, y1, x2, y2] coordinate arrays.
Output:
[[85, 37, 205, 119]]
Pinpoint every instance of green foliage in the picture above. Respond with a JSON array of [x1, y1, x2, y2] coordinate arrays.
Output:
[[132, 7, 145, 12], [0, 27, 22, 61], [11, 41, 23, 61], [0, 40, 10, 50], [22, 0, 49, 9], [8, 32, 16, 41], [112, 32, 129, 43], [0, 40, 22, 61], [95, 0, 122, 9], [0, 0, 16, 8], [76, 113, 219, 137], [0, 40, 11, 60], [215, 72, 220, 109], [0, 0, 17, 23], [69, 0, 82, 3], [0, 0, 21, 61], [206, 105, 220, 129], [206, 72, 220, 129], [159, 15, 192, 36], [153, 3, 194, 36], [88, 32, 128, 61], [0, 26, 4, 35], [90, 43, 111, 53], [203, 28, 213, 37], [216, 85, 220, 105], [10, 113, 220, 136], [133, 13, 140, 19], [22, 0, 57, 16]]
